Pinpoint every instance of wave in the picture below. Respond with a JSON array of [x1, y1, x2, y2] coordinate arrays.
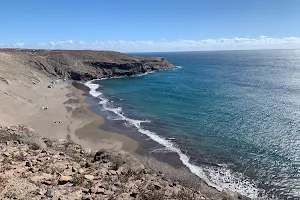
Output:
[[84, 79, 260, 199]]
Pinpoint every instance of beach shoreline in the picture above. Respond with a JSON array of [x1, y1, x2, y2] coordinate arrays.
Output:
[[67, 82, 140, 154], [0, 49, 251, 199], [0, 57, 135, 154], [78, 80, 252, 200]]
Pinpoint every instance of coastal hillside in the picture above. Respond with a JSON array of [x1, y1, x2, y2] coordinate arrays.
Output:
[[0, 125, 239, 200], [0, 48, 175, 128], [0, 49, 249, 200], [0, 49, 176, 81]]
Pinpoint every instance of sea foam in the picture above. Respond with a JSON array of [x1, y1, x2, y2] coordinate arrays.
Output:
[[84, 79, 260, 199]]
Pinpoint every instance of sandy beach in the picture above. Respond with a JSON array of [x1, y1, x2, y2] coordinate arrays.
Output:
[[0, 50, 251, 199], [0, 52, 138, 154]]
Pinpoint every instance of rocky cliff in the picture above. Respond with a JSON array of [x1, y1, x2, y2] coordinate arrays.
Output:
[[0, 49, 176, 81]]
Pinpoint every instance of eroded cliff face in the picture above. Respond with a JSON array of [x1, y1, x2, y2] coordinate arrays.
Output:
[[1, 49, 176, 81]]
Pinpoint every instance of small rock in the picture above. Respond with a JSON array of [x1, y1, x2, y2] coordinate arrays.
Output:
[[109, 170, 117, 175], [82, 188, 89, 194], [29, 167, 38, 173], [25, 161, 32, 167], [110, 185, 118, 191], [53, 154, 59, 159], [41, 149, 47, 153], [78, 168, 84, 174], [94, 150, 109, 162], [116, 168, 122, 175], [100, 168, 108, 175], [42, 180, 53, 185], [83, 148, 92, 155], [12, 151, 20, 158], [130, 193, 137, 198], [30, 173, 52, 183], [22, 152, 28, 157], [95, 188, 105, 195], [58, 175, 72, 184], [46, 187, 55, 197], [84, 175, 94, 181], [3, 152, 10, 157], [36, 188, 44, 195], [153, 182, 161, 190], [169, 182, 176, 187], [13, 168, 26, 176], [85, 162, 91, 168]]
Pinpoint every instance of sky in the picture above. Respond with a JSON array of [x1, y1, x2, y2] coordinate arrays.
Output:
[[1, 0, 300, 52]]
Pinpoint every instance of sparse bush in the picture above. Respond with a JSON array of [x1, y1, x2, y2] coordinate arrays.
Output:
[[139, 189, 165, 200], [0, 132, 19, 143], [43, 138, 53, 147], [111, 155, 125, 170], [11, 151, 26, 161], [72, 175, 85, 186], [72, 155, 84, 164], [171, 189, 195, 200], [29, 143, 40, 150], [119, 169, 130, 183], [0, 176, 8, 191], [63, 141, 74, 149]]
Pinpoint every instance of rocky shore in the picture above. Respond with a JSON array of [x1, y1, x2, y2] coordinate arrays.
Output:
[[0, 125, 242, 200]]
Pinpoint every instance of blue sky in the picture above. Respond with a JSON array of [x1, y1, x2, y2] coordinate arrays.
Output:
[[1, 0, 300, 52]]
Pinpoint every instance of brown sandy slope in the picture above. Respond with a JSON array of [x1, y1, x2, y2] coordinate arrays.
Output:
[[0, 49, 140, 152]]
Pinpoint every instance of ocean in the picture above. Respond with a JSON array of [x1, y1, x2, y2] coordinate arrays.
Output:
[[85, 50, 300, 199]]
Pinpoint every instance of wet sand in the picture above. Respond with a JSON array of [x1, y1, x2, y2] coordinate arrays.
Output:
[[58, 82, 140, 153]]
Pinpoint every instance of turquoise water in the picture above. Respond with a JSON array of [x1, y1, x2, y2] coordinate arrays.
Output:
[[86, 50, 300, 199]]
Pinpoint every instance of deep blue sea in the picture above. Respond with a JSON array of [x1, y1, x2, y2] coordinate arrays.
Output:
[[86, 50, 300, 199]]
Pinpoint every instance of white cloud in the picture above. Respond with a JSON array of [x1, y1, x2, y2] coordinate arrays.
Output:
[[0, 43, 24, 48], [14, 43, 24, 47], [1, 36, 300, 52]]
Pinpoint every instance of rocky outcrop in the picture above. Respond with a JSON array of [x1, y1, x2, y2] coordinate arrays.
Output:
[[0, 125, 248, 200], [0, 49, 176, 81]]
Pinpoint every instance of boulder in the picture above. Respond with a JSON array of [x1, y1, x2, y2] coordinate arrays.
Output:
[[45, 187, 55, 197], [84, 175, 94, 181], [58, 175, 73, 185], [94, 150, 109, 163]]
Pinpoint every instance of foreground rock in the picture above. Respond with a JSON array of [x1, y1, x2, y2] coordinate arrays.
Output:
[[0, 125, 250, 200]]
